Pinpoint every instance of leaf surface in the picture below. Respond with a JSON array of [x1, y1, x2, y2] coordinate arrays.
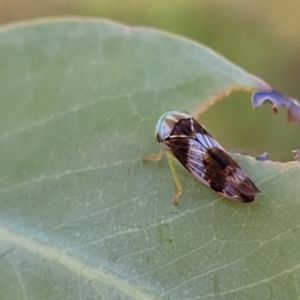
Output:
[[0, 19, 298, 300]]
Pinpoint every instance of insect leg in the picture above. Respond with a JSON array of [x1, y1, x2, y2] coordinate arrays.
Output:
[[142, 148, 166, 163], [166, 152, 183, 206]]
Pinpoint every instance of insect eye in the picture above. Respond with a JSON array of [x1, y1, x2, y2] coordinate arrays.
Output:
[[155, 133, 162, 142]]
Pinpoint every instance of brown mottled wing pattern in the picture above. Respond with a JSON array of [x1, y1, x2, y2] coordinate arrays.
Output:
[[164, 118, 221, 188], [163, 117, 260, 203], [204, 148, 260, 203]]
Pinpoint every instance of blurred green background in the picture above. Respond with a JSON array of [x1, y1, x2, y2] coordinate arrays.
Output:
[[2, 0, 300, 161]]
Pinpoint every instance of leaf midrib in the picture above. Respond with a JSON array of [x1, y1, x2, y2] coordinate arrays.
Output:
[[0, 226, 159, 300]]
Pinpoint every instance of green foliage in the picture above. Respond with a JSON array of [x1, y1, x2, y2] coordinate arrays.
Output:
[[0, 19, 299, 300]]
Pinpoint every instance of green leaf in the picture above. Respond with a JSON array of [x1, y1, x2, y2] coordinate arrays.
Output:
[[0, 19, 298, 300]]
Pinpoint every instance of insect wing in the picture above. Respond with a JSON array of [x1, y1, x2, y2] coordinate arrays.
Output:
[[203, 147, 260, 203], [223, 165, 260, 203], [165, 119, 225, 188], [185, 138, 209, 186], [193, 121, 225, 151], [160, 114, 260, 203], [186, 119, 225, 186]]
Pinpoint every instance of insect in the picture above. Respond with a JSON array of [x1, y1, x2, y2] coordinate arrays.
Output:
[[143, 111, 260, 206]]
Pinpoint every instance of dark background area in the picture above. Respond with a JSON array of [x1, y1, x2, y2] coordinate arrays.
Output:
[[2, 0, 300, 161]]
